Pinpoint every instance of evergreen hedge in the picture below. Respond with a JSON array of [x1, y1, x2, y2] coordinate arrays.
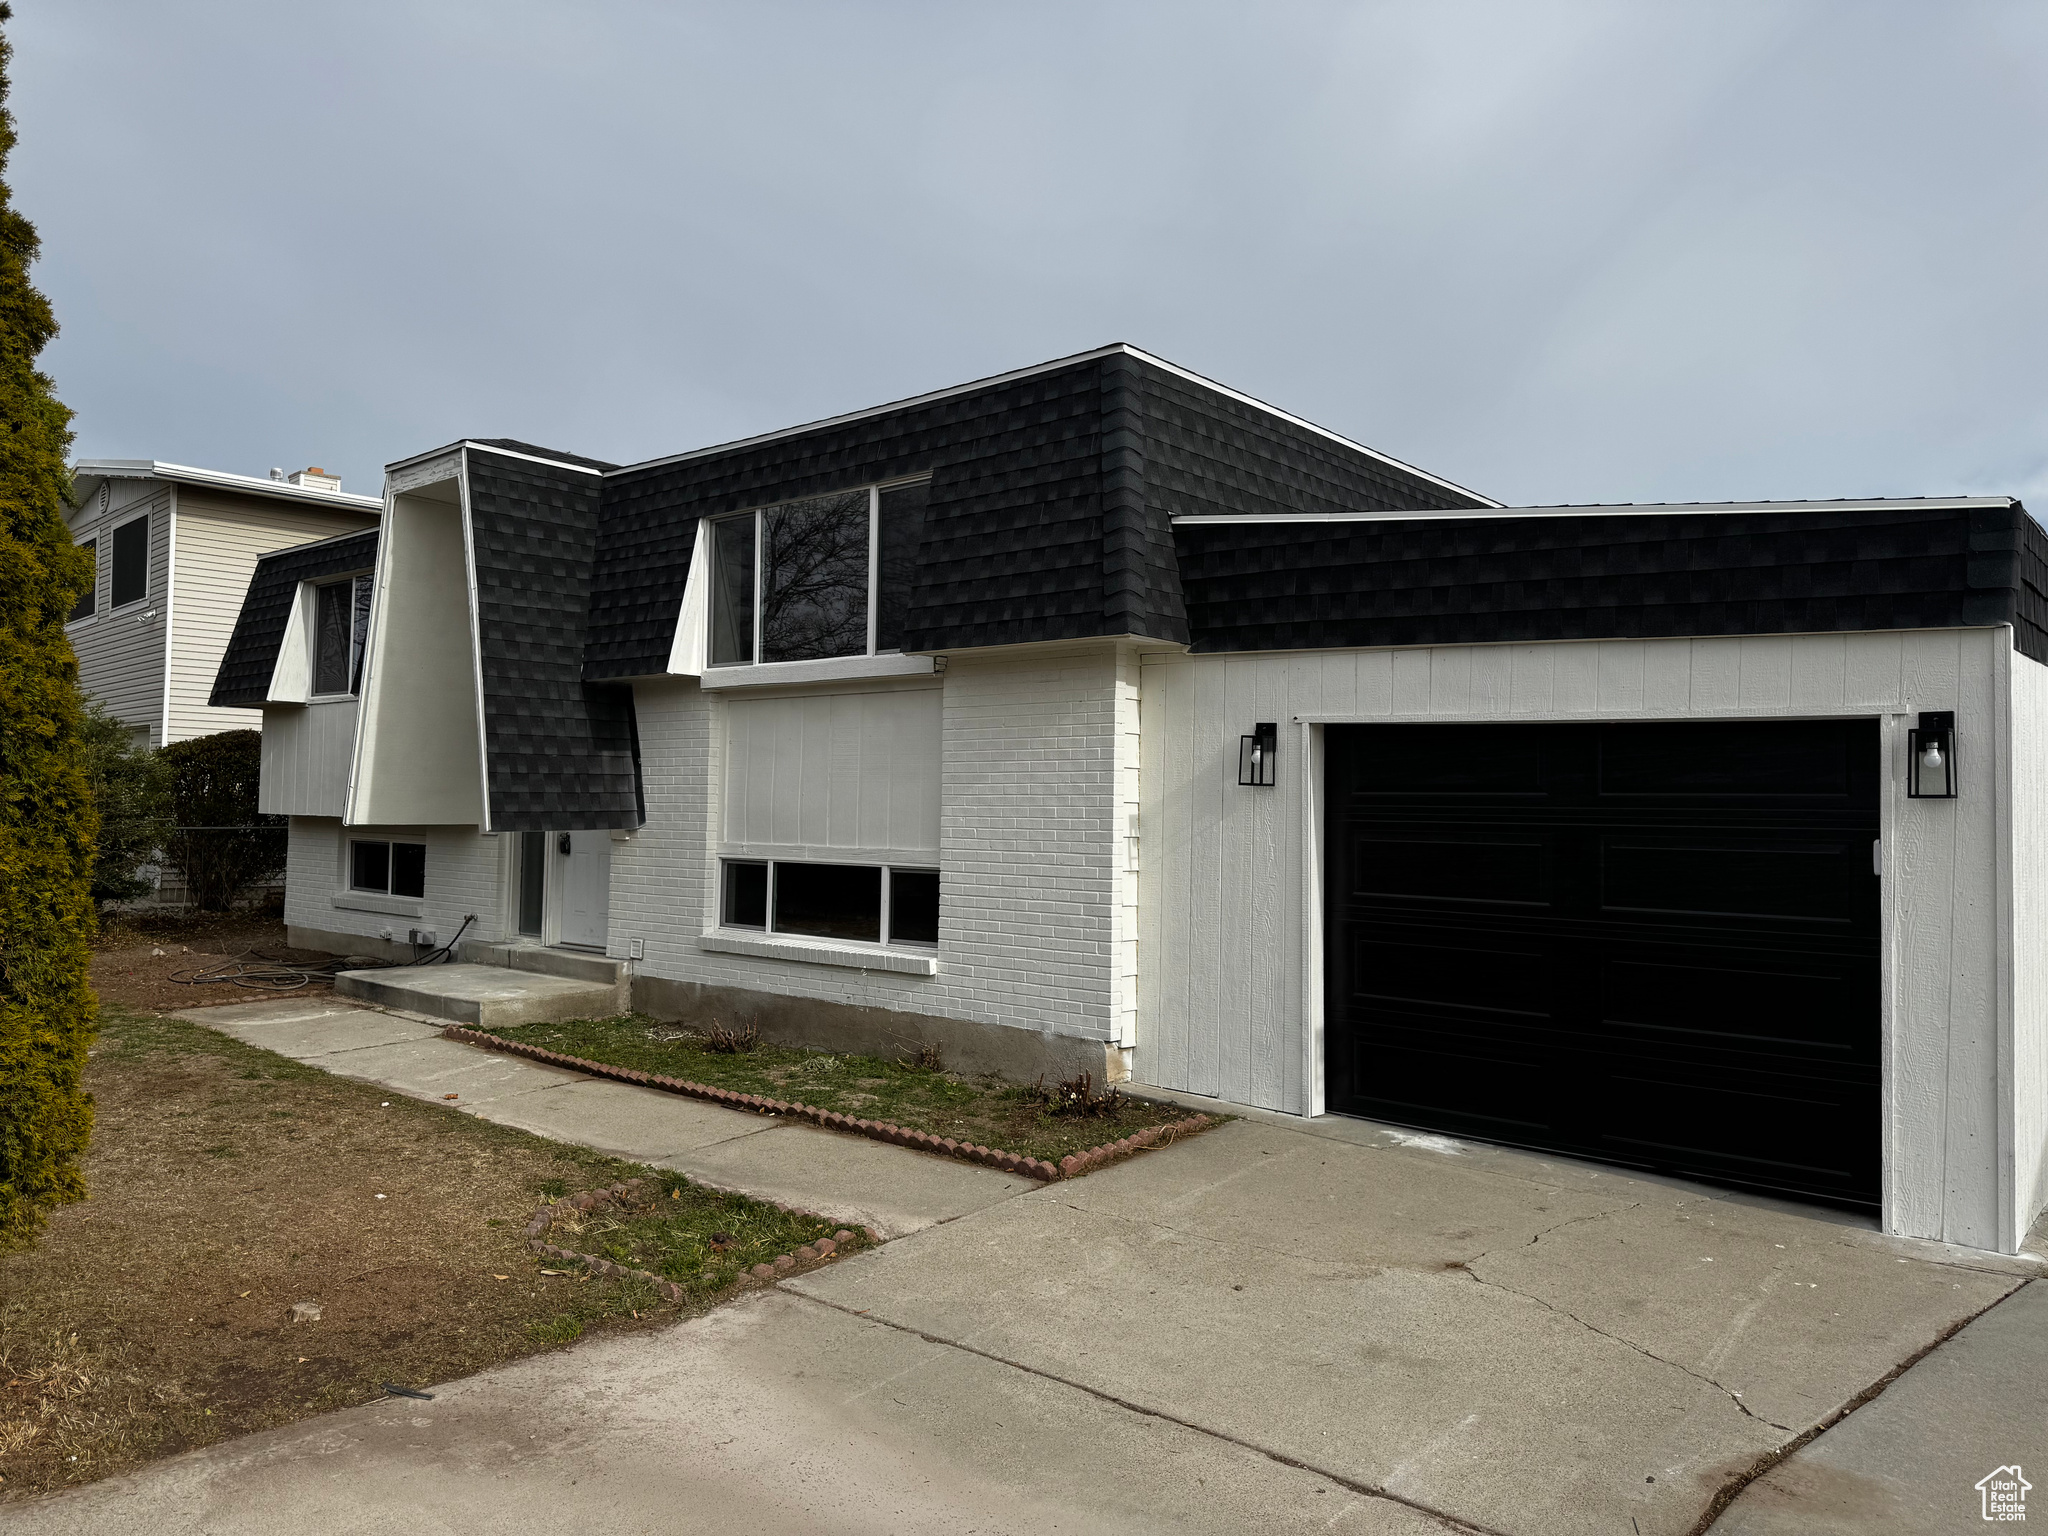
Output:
[[161, 730, 285, 912], [81, 701, 172, 907], [0, 1, 101, 1251]]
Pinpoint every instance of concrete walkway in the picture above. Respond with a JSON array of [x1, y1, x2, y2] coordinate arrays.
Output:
[[7, 1000, 2040, 1534], [180, 996, 1026, 1239]]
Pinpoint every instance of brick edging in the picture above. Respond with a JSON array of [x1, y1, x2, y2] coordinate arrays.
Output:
[[443, 1025, 1213, 1181], [524, 1176, 873, 1300]]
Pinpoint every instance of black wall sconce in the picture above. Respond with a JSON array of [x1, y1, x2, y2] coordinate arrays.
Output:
[[1907, 711, 1957, 799], [1238, 722, 1277, 787]]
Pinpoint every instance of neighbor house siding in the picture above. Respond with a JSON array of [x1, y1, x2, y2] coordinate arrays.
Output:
[[65, 485, 171, 744], [609, 647, 1126, 1046], [166, 491, 377, 741], [1138, 628, 2018, 1252]]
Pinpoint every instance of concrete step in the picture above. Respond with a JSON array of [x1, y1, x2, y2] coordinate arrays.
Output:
[[335, 963, 619, 1028], [461, 940, 628, 987]]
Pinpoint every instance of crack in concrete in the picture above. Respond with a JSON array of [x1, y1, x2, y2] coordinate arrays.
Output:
[[1456, 1265, 1795, 1434], [787, 1289, 1504, 1536]]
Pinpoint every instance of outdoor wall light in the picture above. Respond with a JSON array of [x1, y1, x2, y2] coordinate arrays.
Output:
[[1238, 722, 1278, 787], [1907, 711, 1957, 799]]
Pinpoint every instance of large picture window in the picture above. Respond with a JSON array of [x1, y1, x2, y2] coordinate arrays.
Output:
[[721, 859, 938, 948], [350, 838, 426, 899], [314, 575, 373, 696], [708, 479, 929, 666]]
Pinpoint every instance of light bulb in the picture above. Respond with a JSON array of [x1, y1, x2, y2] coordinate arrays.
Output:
[[1921, 740, 1944, 771]]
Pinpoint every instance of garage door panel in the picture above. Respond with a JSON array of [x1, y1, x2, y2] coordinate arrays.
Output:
[[1603, 956, 1875, 1059], [1326, 718, 1880, 1212], [1346, 936, 1552, 1017], [1599, 838, 1867, 925], [1346, 833, 1552, 907]]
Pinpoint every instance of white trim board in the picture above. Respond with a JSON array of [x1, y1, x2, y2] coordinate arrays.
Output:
[[74, 459, 384, 512], [1173, 496, 2018, 526]]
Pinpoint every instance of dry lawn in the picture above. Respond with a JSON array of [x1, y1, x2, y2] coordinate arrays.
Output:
[[0, 999, 691, 1500]]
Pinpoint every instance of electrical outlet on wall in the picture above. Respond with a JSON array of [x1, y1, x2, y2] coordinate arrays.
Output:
[[627, 937, 645, 960], [410, 928, 437, 948]]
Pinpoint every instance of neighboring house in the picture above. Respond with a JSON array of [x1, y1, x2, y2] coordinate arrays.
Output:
[[213, 343, 2048, 1256], [66, 460, 382, 747]]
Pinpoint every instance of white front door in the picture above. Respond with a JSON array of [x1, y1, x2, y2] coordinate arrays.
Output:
[[557, 831, 611, 950]]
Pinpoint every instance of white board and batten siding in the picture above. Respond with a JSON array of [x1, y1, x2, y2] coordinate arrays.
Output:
[[259, 700, 358, 817], [2007, 650, 2048, 1246], [1138, 628, 2036, 1252], [165, 490, 378, 742]]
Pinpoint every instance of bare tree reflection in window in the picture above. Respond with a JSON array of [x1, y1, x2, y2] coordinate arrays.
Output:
[[762, 490, 869, 661]]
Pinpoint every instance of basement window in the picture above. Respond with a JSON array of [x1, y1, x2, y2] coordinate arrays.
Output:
[[350, 839, 426, 899], [707, 478, 930, 666], [314, 575, 374, 696], [719, 859, 938, 948]]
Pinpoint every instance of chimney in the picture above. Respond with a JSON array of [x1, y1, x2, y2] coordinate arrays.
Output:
[[286, 466, 342, 493]]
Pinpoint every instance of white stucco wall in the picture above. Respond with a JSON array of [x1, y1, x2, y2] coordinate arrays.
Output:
[[1138, 628, 2023, 1251], [609, 644, 1130, 1047]]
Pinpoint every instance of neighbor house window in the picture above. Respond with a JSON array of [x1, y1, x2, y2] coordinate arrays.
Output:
[[109, 515, 148, 608], [350, 839, 426, 899], [720, 859, 938, 947], [708, 478, 929, 666], [68, 539, 97, 623], [314, 575, 373, 696]]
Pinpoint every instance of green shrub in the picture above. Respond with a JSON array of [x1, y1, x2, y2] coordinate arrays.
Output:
[[0, 1, 99, 1252], [80, 700, 171, 907], [160, 730, 285, 911]]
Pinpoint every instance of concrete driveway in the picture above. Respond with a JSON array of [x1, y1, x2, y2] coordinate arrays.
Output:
[[4, 1100, 2036, 1535]]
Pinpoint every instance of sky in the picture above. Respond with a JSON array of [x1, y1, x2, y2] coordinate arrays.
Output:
[[11, 1, 2048, 508]]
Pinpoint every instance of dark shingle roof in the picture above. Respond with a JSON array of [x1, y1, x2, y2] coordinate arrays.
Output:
[[1175, 502, 2048, 661], [464, 447, 639, 831], [209, 528, 380, 707], [468, 439, 619, 474]]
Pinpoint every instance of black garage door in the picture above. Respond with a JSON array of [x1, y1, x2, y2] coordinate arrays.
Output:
[[1325, 719, 1881, 1211]]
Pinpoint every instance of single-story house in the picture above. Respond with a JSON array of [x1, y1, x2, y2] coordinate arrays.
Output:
[[212, 344, 2048, 1254]]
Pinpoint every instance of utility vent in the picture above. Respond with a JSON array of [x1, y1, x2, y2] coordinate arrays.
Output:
[[287, 466, 342, 492]]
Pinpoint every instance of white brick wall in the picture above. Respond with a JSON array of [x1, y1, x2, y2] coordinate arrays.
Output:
[[285, 816, 507, 947], [611, 646, 1126, 1043]]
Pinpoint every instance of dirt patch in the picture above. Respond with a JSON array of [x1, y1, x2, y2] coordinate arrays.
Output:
[[0, 1007, 801, 1500], [479, 1014, 1205, 1164], [87, 917, 388, 1014]]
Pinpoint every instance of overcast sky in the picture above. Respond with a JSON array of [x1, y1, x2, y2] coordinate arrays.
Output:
[[12, 2, 2047, 508]]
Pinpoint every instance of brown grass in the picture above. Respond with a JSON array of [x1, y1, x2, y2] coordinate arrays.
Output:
[[0, 1005, 722, 1499]]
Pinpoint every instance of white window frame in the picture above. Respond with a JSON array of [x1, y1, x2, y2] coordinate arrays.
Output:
[[106, 511, 151, 614], [707, 475, 930, 670], [347, 836, 428, 898], [308, 572, 374, 702], [718, 856, 938, 950]]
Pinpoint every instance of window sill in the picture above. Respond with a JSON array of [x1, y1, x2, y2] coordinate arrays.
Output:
[[698, 653, 935, 690], [332, 890, 423, 918], [699, 928, 938, 976]]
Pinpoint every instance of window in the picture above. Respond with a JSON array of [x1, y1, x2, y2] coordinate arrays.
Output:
[[720, 859, 937, 947], [350, 839, 426, 898], [314, 575, 373, 696], [708, 479, 929, 666], [68, 539, 96, 623], [517, 830, 546, 936], [109, 515, 148, 608]]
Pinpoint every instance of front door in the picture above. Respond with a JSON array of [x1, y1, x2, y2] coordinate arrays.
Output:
[[557, 831, 612, 950]]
